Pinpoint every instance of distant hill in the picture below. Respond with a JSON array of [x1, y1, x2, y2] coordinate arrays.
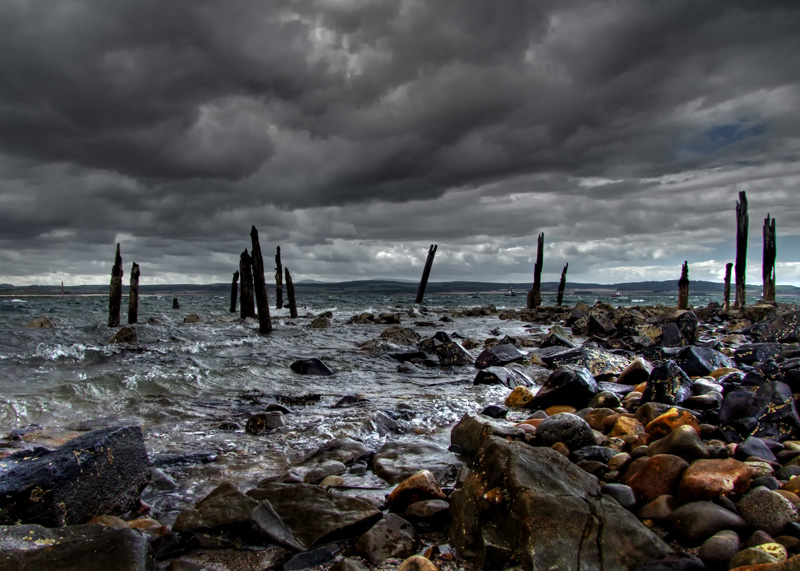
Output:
[[2, 279, 799, 296]]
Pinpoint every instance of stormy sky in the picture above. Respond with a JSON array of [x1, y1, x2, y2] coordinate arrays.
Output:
[[1, 0, 799, 287]]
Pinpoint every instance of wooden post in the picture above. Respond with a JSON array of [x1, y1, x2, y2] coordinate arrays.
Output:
[[127, 262, 140, 324], [763, 214, 776, 302], [240, 250, 256, 319], [108, 244, 123, 327], [734, 191, 748, 309], [172, 298, 180, 309], [677, 261, 689, 310], [527, 233, 544, 310], [230, 270, 239, 313], [250, 225, 272, 334], [557, 262, 568, 307], [275, 246, 284, 310], [285, 267, 298, 318], [724, 262, 733, 311], [415, 244, 438, 304]]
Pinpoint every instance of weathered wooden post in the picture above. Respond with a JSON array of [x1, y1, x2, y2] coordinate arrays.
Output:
[[763, 214, 776, 302], [415, 244, 438, 304], [275, 246, 284, 310], [724, 262, 733, 311], [172, 298, 180, 309], [677, 261, 689, 310], [108, 244, 123, 327], [239, 250, 256, 319], [127, 262, 140, 324], [285, 267, 298, 318], [734, 191, 748, 309], [557, 262, 568, 307], [229, 270, 239, 313], [527, 233, 544, 310], [250, 225, 272, 334]]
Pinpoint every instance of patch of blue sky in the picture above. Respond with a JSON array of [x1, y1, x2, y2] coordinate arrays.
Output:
[[679, 120, 767, 155]]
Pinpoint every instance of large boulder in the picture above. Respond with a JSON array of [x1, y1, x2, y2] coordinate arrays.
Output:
[[247, 483, 382, 549], [674, 346, 734, 377], [0, 523, 153, 571], [535, 345, 630, 378], [290, 358, 335, 376], [448, 437, 670, 570], [473, 366, 535, 388], [0, 426, 151, 526], [764, 310, 800, 343]]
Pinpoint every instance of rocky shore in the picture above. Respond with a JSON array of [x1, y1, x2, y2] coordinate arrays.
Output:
[[3, 299, 800, 570]]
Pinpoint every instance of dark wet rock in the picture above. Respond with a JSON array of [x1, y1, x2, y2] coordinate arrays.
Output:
[[283, 545, 341, 571], [535, 412, 596, 451], [0, 425, 150, 526], [246, 411, 284, 434], [330, 558, 371, 571], [448, 437, 670, 570], [372, 440, 462, 485], [602, 483, 637, 511], [434, 340, 473, 366], [109, 326, 138, 344], [386, 470, 446, 514], [632, 553, 706, 570], [348, 312, 375, 324], [355, 514, 420, 566], [765, 310, 800, 343], [473, 366, 534, 388], [304, 438, 372, 467], [25, 316, 57, 329], [450, 413, 526, 457], [737, 436, 778, 462], [303, 460, 347, 484], [389, 351, 428, 363], [539, 331, 577, 348], [736, 343, 784, 365], [535, 345, 630, 377], [666, 501, 748, 544], [528, 366, 599, 411], [698, 529, 740, 568], [153, 450, 219, 468], [0, 523, 153, 570], [377, 312, 402, 324], [290, 358, 335, 376], [647, 425, 710, 462], [571, 445, 623, 464], [248, 483, 382, 549], [310, 314, 332, 328], [753, 381, 800, 441], [588, 390, 622, 409], [640, 360, 693, 406], [379, 325, 420, 345], [173, 482, 304, 550], [332, 395, 370, 408], [617, 356, 653, 387], [183, 314, 203, 323], [674, 345, 734, 377], [480, 404, 508, 419], [588, 314, 617, 336], [660, 323, 686, 348], [474, 343, 525, 370], [677, 458, 754, 503], [676, 311, 700, 344], [737, 487, 800, 536]]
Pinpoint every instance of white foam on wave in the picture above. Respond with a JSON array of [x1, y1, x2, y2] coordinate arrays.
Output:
[[34, 342, 93, 361]]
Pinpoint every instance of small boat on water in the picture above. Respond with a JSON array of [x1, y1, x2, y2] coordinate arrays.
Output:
[[611, 291, 622, 298], [505, 287, 517, 297]]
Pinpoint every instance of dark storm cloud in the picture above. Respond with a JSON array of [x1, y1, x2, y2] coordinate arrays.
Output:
[[1, 0, 800, 285]]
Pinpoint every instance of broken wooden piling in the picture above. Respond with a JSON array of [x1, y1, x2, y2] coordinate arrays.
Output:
[[763, 214, 776, 302], [250, 225, 272, 334], [557, 262, 568, 307], [724, 262, 733, 311], [527, 233, 544, 310], [275, 246, 284, 310], [678, 261, 689, 310], [108, 244, 123, 327], [734, 191, 748, 309], [415, 244, 438, 304], [239, 250, 256, 319], [127, 262, 140, 324], [285, 267, 298, 318], [230, 271, 239, 313]]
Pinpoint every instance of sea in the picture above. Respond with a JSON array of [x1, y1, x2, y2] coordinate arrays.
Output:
[[0, 289, 794, 523]]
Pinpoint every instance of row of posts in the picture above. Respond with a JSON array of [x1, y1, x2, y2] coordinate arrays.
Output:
[[109, 190, 778, 327]]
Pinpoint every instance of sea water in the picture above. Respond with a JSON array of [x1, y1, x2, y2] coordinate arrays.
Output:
[[0, 289, 792, 521]]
